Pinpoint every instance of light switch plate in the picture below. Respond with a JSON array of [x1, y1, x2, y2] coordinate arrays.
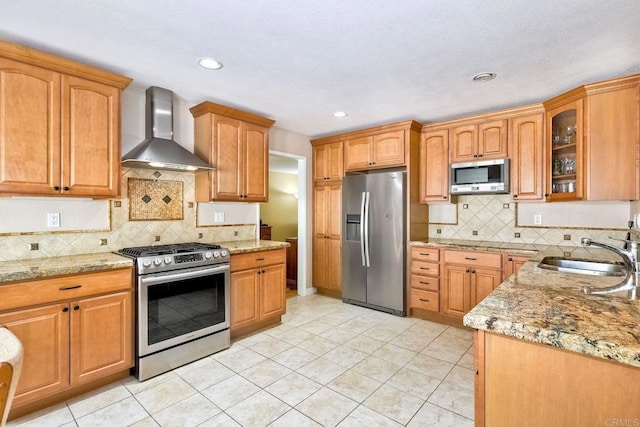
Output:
[[47, 212, 60, 228]]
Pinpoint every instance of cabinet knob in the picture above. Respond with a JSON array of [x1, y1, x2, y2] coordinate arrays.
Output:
[[466, 268, 470, 273], [443, 196, 447, 199], [63, 186, 70, 191], [513, 194, 518, 199], [478, 154, 483, 158], [473, 155, 478, 158], [73, 305, 80, 311], [471, 269, 476, 273], [544, 193, 550, 197], [53, 186, 60, 191], [262, 270, 266, 274], [508, 257, 513, 261], [62, 307, 69, 313]]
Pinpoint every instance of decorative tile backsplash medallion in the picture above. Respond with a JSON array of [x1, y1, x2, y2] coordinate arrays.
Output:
[[0, 167, 256, 261], [428, 194, 627, 246], [128, 178, 183, 221]]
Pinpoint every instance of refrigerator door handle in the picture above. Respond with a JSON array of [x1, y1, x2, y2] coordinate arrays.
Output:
[[363, 191, 371, 267], [360, 191, 367, 266]]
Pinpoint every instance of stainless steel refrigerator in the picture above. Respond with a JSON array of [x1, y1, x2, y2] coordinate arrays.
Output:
[[342, 170, 406, 316]]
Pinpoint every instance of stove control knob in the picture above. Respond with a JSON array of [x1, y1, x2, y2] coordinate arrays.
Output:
[[164, 256, 172, 264], [204, 252, 213, 259], [154, 258, 162, 266], [213, 251, 220, 258], [142, 260, 151, 268], [221, 250, 228, 257]]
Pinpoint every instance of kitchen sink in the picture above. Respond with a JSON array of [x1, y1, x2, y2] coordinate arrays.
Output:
[[537, 257, 626, 276]]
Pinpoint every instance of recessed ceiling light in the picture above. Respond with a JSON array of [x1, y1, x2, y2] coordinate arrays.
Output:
[[332, 111, 348, 118], [198, 57, 223, 70], [472, 72, 497, 82]]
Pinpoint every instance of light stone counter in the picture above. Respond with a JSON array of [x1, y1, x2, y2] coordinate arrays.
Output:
[[463, 255, 640, 368], [220, 239, 289, 254], [0, 252, 133, 283]]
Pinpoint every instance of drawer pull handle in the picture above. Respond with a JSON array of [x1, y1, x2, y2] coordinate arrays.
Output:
[[59, 285, 82, 290], [420, 281, 430, 284], [464, 257, 477, 261], [419, 267, 430, 270], [256, 257, 265, 261], [419, 298, 430, 302], [419, 253, 430, 256]]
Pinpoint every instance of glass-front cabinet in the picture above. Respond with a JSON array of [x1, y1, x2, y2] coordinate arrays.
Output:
[[545, 99, 584, 201]]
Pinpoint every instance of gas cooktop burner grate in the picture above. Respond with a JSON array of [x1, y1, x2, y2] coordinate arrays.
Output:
[[119, 242, 222, 258]]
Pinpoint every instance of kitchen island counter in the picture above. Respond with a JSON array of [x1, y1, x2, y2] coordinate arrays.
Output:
[[0, 252, 133, 283], [463, 257, 640, 368]]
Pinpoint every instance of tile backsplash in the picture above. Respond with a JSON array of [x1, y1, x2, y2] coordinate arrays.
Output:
[[429, 195, 628, 246], [0, 167, 256, 261]]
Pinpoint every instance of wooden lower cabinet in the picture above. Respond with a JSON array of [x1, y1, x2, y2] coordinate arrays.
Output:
[[503, 253, 532, 278], [409, 247, 440, 313], [313, 237, 341, 292], [0, 269, 133, 412], [441, 250, 503, 318], [230, 249, 286, 337], [475, 330, 640, 426]]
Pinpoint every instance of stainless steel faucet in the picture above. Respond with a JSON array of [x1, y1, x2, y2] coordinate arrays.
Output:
[[581, 237, 638, 299]]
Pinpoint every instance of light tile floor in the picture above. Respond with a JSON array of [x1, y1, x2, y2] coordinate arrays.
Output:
[[8, 294, 474, 427]]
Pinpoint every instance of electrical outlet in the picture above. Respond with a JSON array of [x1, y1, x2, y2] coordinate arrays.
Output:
[[47, 212, 60, 228], [533, 214, 542, 225], [214, 212, 225, 223]]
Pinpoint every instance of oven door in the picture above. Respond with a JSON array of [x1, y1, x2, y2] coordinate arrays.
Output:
[[137, 264, 230, 356]]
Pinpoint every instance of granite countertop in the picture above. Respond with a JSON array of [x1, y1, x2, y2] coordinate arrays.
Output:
[[409, 238, 540, 255], [0, 252, 133, 284], [463, 250, 640, 368], [220, 239, 290, 254]]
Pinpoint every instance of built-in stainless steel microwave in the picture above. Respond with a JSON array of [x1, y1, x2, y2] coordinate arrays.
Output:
[[450, 158, 509, 194]]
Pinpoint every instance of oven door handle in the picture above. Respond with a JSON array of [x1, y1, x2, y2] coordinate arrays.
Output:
[[139, 264, 230, 285]]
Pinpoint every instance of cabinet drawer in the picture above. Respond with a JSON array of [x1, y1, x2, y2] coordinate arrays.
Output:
[[0, 268, 133, 312], [444, 250, 502, 269], [410, 289, 439, 312], [410, 275, 439, 292], [411, 260, 440, 277], [411, 247, 440, 262], [231, 249, 286, 272]]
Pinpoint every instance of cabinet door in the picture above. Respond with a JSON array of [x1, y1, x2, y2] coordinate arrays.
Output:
[[312, 236, 328, 288], [313, 144, 329, 182], [327, 184, 342, 239], [326, 142, 344, 180], [372, 130, 405, 167], [503, 254, 531, 278], [0, 58, 61, 195], [0, 303, 69, 406], [586, 85, 640, 200], [325, 238, 342, 291], [70, 292, 132, 386], [442, 264, 471, 318], [62, 76, 120, 197], [230, 270, 259, 331], [510, 113, 544, 201], [420, 129, 450, 203], [546, 99, 584, 201], [213, 115, 243, 200], [471, 267, 502, 306], [259, 264, 286, 319], [243, 122, 269, 201], [478, 120, 508, 159], [344, 136, 372, 171], [450, 125, 477, 163], [313, 185, 329, 236]]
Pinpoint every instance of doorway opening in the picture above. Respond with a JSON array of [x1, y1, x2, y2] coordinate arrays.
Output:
[[259, 151, 307, 296]]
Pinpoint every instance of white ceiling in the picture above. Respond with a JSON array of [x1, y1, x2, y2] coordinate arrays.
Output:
[[2, 1, 639, 139]]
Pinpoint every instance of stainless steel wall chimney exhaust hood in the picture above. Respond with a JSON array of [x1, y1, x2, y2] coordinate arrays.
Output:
[[122, 86, 213, 171]]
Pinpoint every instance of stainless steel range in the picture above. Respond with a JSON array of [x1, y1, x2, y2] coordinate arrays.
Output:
[[118, 242, 230, 381]]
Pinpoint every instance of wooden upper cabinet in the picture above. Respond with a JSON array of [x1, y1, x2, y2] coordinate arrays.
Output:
[[313, 142, 343, 182], [62, 76, 120, 197], [510, 113, 544, 201], [450, 120, 507, 163], [0, 42, 130, 198], [345, 130, 405, 171], [191, 101, 275, 202], [419, 129, 451, 203]]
